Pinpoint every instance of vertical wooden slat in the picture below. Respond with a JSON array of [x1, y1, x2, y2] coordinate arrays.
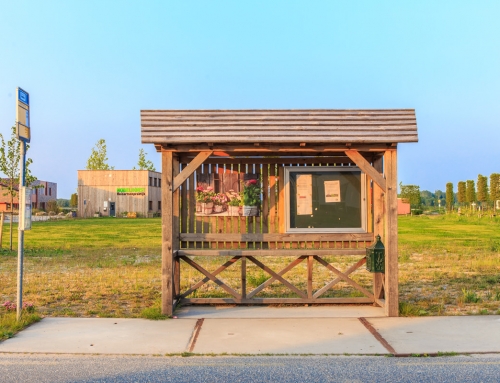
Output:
[[373, 156, 385, 302], [180, 163, 188, 249], [188, 172, 195, 247], [384, 150, 398, 317], [262, 164, 269, 235], [268, 163, 277, 249], [307, 255, 313, 299], [161, 151, 173, 316], [278, 165, 285, 233], [241, 257, 247, 298]]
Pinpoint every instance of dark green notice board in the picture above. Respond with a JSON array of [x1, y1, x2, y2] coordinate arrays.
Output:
[[288, 169, 362, 230]]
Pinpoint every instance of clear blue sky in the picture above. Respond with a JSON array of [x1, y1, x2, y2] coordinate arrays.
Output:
[[1, 1, 499, 198]]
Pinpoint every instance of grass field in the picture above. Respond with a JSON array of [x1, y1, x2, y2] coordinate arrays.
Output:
[[0, 214, 499, 330]]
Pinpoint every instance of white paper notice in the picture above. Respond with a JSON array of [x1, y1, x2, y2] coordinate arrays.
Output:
[[296, 174, 312, 215], [324, 180, 341, 202]]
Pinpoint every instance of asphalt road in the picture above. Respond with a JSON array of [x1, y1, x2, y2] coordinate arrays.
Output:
[[1, 354, 500, 383]]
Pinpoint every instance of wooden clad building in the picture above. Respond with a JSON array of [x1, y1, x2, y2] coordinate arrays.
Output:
[[141, 109, 418, 317], [77, 170, 162, 218]]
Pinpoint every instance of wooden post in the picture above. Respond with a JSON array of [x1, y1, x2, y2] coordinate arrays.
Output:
[[373, 156, 385, 302], [384, 150, 398, 316], [173, 155, 181, 300], [161, 151, 174, 316]]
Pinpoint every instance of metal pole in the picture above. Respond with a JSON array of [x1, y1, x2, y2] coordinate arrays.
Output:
[[16, 140, 26, 321]]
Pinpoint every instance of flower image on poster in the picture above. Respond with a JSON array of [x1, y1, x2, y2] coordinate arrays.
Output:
[[324, 180, 341, 202], [296, 174, 312, 215]]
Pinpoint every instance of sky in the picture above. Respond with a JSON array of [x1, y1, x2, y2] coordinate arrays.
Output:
[[1, 0, 499, 198]]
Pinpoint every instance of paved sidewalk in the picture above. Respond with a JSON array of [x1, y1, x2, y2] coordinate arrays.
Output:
[[1, 307, 499, 356]]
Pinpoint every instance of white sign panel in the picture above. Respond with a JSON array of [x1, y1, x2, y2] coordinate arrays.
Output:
[[19, 187, 32, 230]]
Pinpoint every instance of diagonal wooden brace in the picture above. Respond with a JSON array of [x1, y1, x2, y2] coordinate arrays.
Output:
[[247, 256, 307, 299], [173, 151, 213, 191], [314, 256, 374, 299], [179, 256, 241, 299], [345, 149, 386, 191], [247, 256, 306, 299], [313, 257, 366, 298]]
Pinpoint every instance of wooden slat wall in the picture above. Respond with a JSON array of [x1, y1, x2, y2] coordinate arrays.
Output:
[[178, 159, 375, 251], [141, 110, 418, 145]]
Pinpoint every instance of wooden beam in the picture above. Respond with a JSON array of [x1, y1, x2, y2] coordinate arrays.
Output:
[[345, 149, 386, 191], [384, 150, 399, 316], [180, 232, 373, 242], [161, 151, 174, 316], [373, 156, 385, 301], [181, 297, 374, 304], [177, 249, 366, 257], [172, 151, 213, 191], [173, 155, 181, 298]]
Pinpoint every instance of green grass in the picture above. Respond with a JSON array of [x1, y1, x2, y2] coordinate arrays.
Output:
[[0, 214, 499, 319], [0, 310, 41, 340]]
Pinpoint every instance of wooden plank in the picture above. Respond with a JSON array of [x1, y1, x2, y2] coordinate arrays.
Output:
[[161, 151, 173, 316], [241, 257, 246, 299], [307, 255, 313, 299], [313, 257, 366, 298], [172, 151, 212, 191], [181, 298, 374, 304], [345, 150, 386, 191], [278, 165, 285, 233], [373, 155, 385, 301], [384, 150, 399, 316], [180, 233, 373, 242], [246, 256, 306, 299], [179, 256, 241, 298], [180, 157, 357, 166], [247, 256, 307, 299], [179, 256, 242, 299], [188, 172, 195, 234], [314, 255, 374, 300], [173, 156, 181, 298], [261, 164, 269, 234], [177, 249, 366, 256]]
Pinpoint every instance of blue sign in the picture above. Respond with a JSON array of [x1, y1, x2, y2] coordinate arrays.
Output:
[[18, 88, 29, 106]]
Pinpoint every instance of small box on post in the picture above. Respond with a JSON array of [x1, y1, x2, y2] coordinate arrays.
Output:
[[366, 234, 385, 273]]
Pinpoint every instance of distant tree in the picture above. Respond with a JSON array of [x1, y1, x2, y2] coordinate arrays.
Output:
[[133, 148, 156, 171], [419, 190, 434, 207], [466, 180, 476, 208], [0, 126, 37, 250], [399, 184, 421, 209], [86, 139, 114, 170], [457, 181, 466, 206], [57, 199, 70, 207], [70, 193, 78, 208], [434, 189, 445, 209], [46, 200, 59, 214], [446, 183, 454, 212], [490, 173, 500, 210], [477, 174, 488, 207]]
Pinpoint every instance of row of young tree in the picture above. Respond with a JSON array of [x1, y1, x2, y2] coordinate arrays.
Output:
[[69, 139, 157, 207], [85, 139, 156, 171], [400, 172, 500, 213]]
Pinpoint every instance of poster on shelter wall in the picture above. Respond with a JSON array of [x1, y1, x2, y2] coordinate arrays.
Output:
[[324, 180, 341, 203], [296, 174, 312, 215]]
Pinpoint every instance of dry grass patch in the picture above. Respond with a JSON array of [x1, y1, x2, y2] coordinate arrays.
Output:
[[0, 215, 499, 318]]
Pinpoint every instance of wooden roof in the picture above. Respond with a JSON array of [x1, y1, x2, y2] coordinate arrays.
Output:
[[141, 109, 418, 145]]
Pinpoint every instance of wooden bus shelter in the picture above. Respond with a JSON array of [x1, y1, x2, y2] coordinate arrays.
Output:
[[141, 109, 418, 317]]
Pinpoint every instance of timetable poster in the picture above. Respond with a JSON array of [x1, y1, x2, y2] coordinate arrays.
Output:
[[324, 180, 341, 203], [296, 174, 312, 215]]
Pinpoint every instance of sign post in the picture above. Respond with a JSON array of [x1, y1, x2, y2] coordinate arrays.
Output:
[[16, 87, 31, 321]]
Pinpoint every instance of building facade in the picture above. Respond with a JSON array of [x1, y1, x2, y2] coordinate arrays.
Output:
[[77, 170, 162, 217], [0, 179, 57, 212]]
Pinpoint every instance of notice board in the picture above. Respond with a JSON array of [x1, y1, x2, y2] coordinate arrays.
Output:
[[285, 167, 365, 232]]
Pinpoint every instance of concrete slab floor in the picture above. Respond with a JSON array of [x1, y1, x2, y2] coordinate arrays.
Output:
[[368, 316, 500, 355], [176, 305, 385, 319], [0, 318, 197, 355], [192, 318, 388, 354]]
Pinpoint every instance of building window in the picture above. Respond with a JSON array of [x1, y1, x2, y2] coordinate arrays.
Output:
[[44, 187, 47, 196], [154, 178, 157, 187], [148, 201, 152, 211], [149, 177, 152, 186], [158, 201, 161, 210], [158, 178, 161, 187], [49, 188, 52, 196]]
